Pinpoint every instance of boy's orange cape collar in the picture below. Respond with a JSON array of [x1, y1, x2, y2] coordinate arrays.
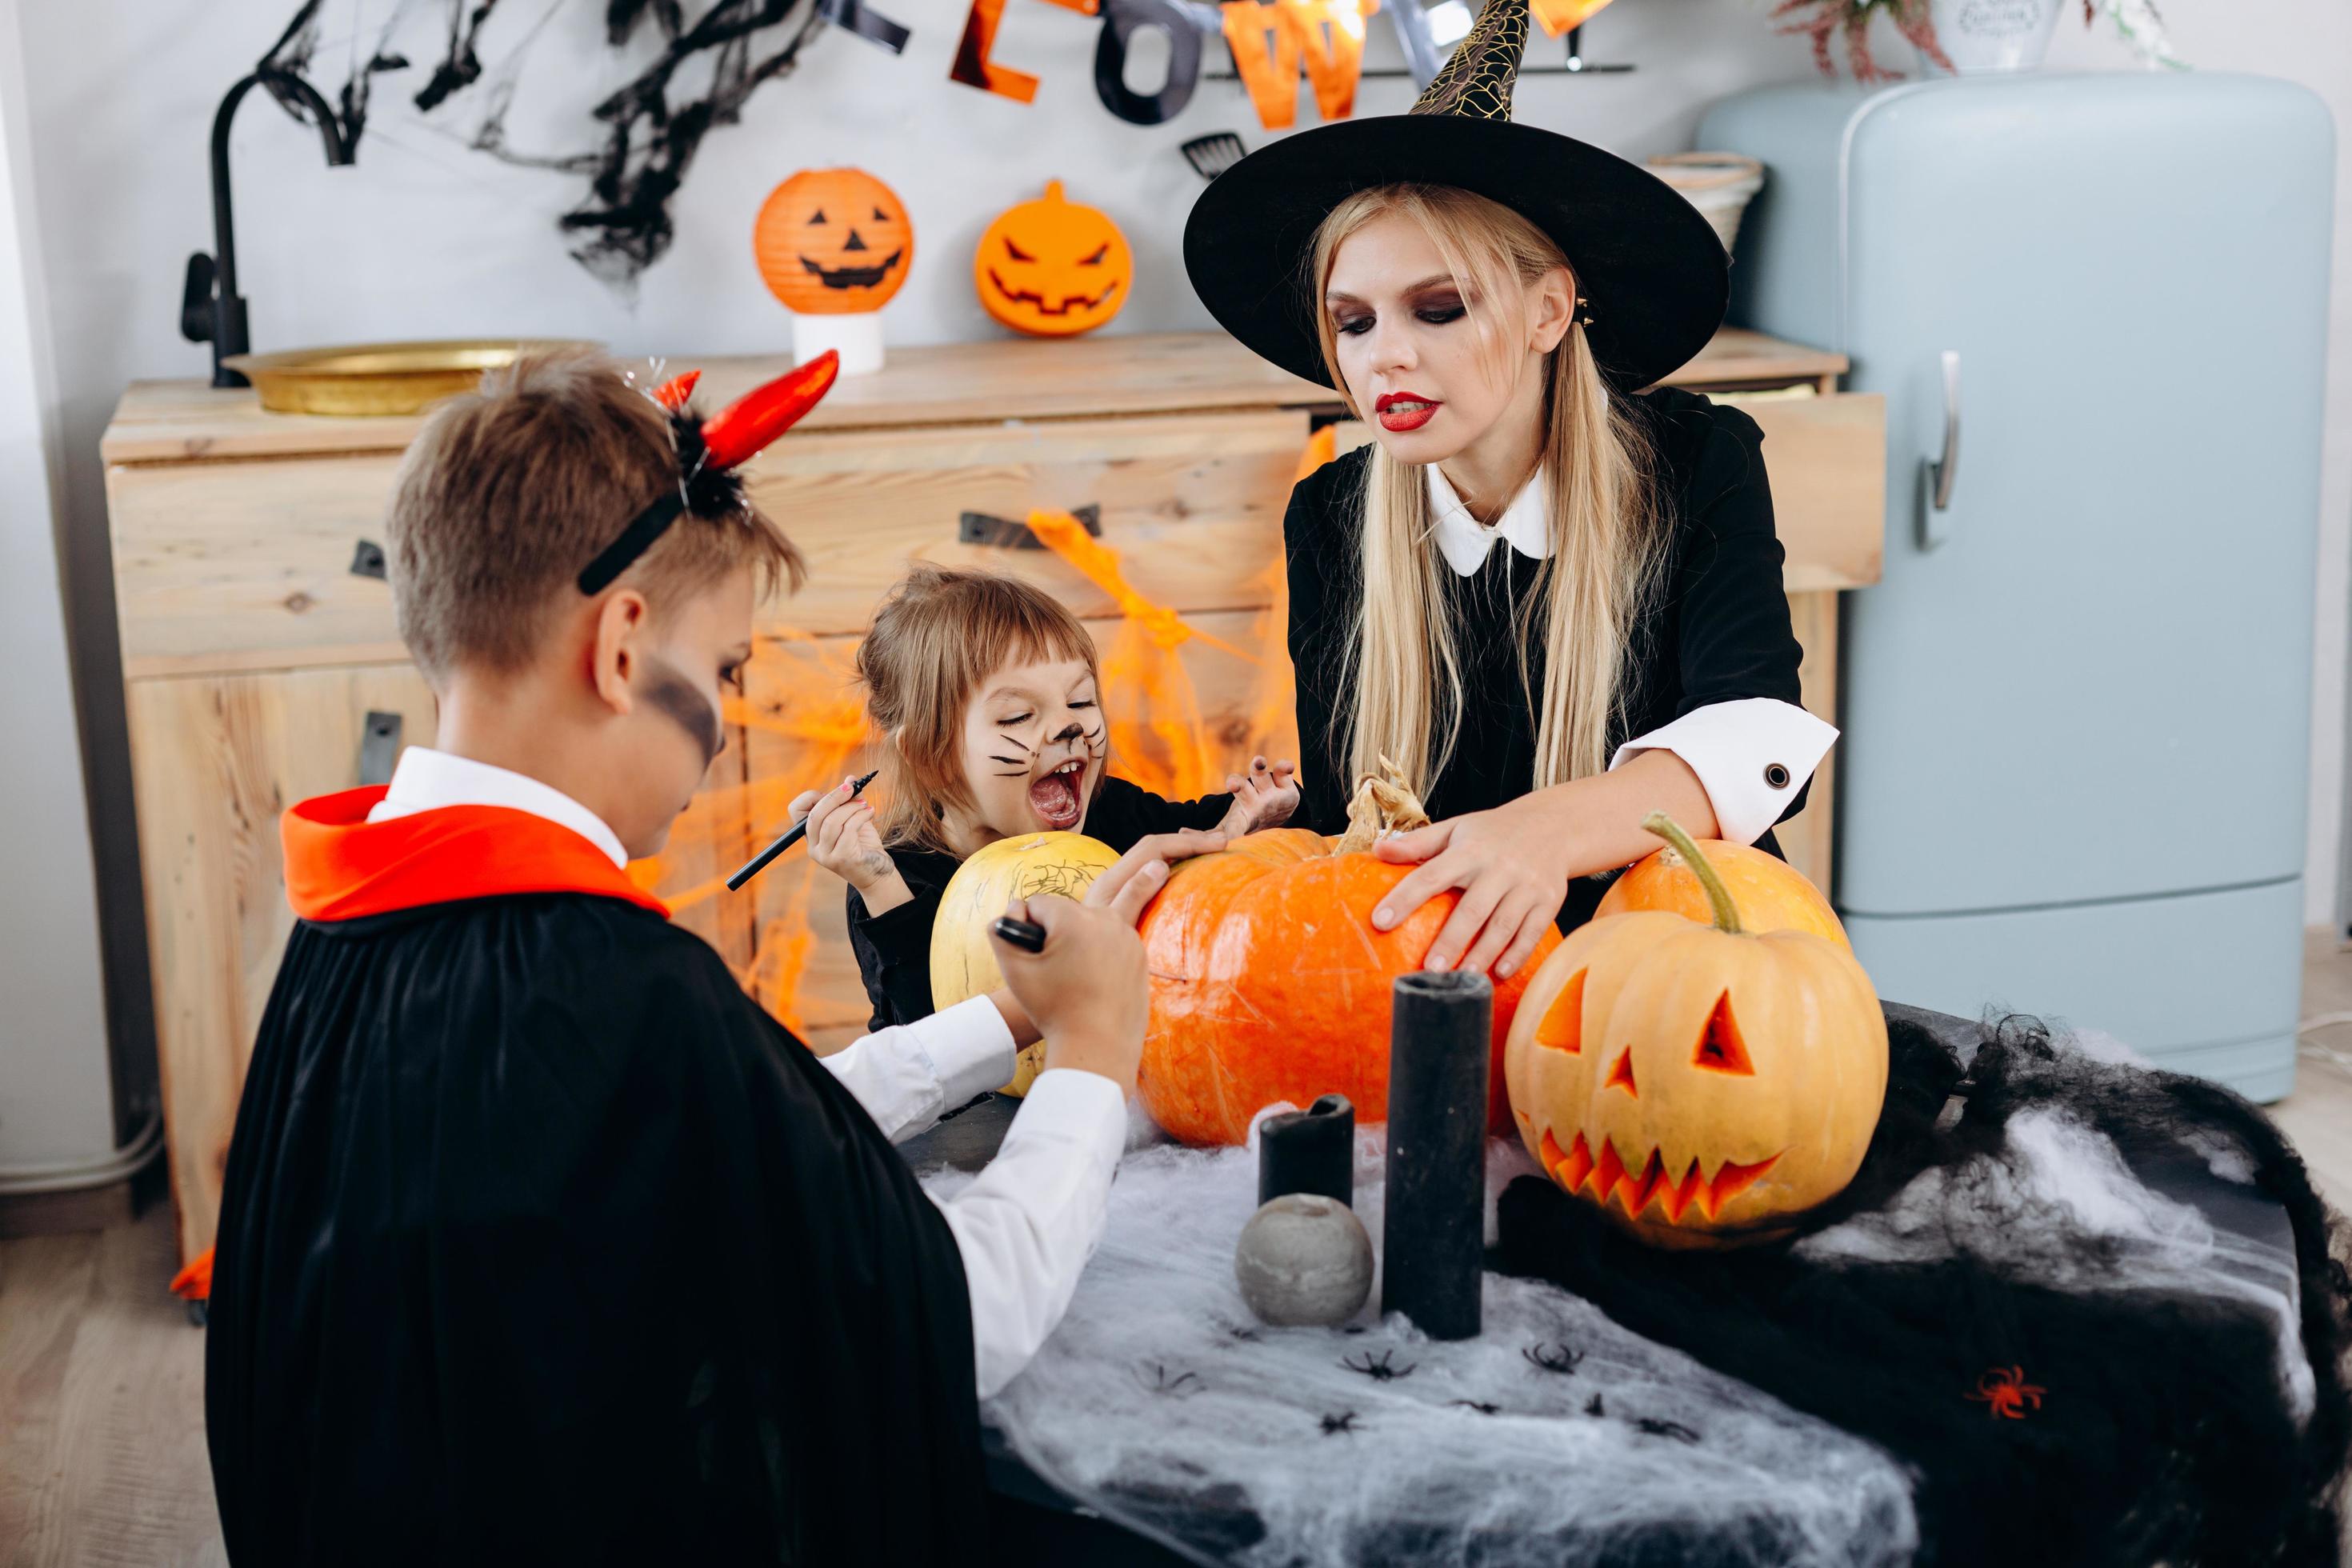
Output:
[[282, 786, 670, 922]]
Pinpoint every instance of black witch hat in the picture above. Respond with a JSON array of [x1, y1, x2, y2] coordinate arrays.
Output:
[[1182, 0, 1726, 394]]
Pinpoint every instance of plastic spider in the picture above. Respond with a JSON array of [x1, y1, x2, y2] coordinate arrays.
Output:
[[1522, 1342, 1583, 1376], [1321, 1411, 1361, 1435], [1342, 1350, 1416, 1382], [1634, 1417, 1702, 1444], [1136, 1362, 1202, 1398], [1966, 1365, 2046, 1420]]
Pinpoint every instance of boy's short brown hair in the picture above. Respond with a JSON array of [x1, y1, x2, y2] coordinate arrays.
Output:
[[858, 565, 1099, 856], [387, 347, 806, 681]]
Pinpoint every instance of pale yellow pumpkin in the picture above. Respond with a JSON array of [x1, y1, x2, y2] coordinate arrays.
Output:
[[1504, 815, 1888, 1249], [930, 830, 1122, 1094]]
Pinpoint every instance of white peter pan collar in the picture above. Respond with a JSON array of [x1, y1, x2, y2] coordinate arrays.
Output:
[[1426, 463, 1551, 577], [365, 746, 632, 869]]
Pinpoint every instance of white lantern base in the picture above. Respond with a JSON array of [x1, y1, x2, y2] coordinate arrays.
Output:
[[790, 312, 886, 376]]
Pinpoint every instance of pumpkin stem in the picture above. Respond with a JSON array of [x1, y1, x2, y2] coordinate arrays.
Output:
[[1335, 754, 1432, 854], [1640, 812, 1742, 935]]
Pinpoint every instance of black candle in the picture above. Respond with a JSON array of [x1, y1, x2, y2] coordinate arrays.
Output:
[[1381, 970, 1490, 1340], [1258, 1094, 1354, 1208]]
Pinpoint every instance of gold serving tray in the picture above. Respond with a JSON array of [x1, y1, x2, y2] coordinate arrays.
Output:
[[222, 338, 598, 417]]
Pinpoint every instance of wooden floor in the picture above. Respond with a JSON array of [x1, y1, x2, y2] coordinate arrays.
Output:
[[10, 934, 2352, 1565]]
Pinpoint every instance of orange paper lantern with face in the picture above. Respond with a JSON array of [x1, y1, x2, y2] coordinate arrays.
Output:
[[974, 181, 1132, 337], [1504, 815, 1888, 1250], [754, 168, 914, 316]]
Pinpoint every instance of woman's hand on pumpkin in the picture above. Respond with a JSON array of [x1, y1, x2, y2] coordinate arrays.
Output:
[[992, 894, 1150, 1096], [1370, 800, 1575, 982], [1082, 828, 1228, 928], [790, 777, 909, 912], [1218, 757, 1300, 835]]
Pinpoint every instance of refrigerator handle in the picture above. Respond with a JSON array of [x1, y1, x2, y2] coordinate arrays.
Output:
[[1917, 350, 1961, 549]]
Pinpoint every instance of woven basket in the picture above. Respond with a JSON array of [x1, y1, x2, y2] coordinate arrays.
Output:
[[1646, 153, 1766, 255]]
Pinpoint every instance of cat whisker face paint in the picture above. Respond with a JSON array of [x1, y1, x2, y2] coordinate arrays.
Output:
[[959, 654, 1107, 840]]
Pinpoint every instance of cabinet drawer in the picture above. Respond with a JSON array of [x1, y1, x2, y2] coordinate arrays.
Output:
[[108, 454, 408, 678], [107, 406, 1312, 677], [748, 407, 1308, 638], [1734, 392, 1886, 593]]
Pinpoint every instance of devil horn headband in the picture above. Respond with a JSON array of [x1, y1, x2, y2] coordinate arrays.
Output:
[[576, 350, 840, 595]]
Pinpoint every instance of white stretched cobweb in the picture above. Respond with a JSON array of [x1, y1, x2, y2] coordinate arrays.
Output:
[[928, 1133, 1919, 1568]]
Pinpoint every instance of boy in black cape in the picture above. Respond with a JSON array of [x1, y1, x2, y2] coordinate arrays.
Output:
[[204, 349, 1214, 1564]]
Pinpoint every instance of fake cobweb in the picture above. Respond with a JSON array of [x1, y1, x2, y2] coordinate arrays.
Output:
[[918, 1010, 2333, 1567], [927, 1132, 1922, 1568]]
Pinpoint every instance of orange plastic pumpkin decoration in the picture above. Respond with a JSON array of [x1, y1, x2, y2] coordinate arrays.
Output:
[[1136, 770, 1557, 1145], [754, 168, 914, 315], [1596, 836, 1850, 950], [974, 181, 1133, 338], [1506, 814, 1887, 1250]]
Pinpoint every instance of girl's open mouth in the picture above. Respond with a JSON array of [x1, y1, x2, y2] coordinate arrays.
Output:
[[1027, 758, 1087, 830]]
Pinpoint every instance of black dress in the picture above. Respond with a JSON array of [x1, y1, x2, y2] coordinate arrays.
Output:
[[848, 775, 1233, 1030], [1286, 386, 1810, 933]]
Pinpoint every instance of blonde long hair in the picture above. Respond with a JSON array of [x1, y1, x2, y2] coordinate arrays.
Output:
[[1310, 184, 1664, 797]]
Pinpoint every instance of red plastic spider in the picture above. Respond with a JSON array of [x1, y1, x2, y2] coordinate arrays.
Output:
[[1966, 1365, 2046, 1420]]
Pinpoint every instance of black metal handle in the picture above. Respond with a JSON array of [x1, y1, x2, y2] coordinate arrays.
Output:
[[959, 504, 1101, 550], [358, 710, 402, 787], [350, 538, 387, 580]]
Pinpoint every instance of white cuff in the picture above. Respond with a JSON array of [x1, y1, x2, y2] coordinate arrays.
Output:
[[819, 994, 1017, 1144], [905, 995, 1022, 1110], [1609, 697, 1838, 848]]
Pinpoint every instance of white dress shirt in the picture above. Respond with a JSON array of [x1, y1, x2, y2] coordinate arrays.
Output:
[[368, 746, 1123, 1399], [1426, 465, 1839, 847]]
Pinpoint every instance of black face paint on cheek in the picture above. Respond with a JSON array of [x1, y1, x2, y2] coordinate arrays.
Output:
[[642, 656, 722, 767]]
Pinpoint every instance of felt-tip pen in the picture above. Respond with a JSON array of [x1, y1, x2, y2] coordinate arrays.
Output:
[[990, 916, 1047, 953], [726, 770, 879, 892]]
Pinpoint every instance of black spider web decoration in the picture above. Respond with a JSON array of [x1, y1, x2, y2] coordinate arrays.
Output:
[[258, 0, 830, 287]]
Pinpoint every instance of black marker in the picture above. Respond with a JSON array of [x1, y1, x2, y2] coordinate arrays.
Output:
[[990, 915, 1047, 953], [726, 770, 879, 892]]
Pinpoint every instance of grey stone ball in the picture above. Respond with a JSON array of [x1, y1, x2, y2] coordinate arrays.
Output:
[[1234, 1194, 1374, 1327]]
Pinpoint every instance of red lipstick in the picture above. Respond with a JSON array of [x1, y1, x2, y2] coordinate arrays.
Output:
[[1375, 390, 1442, 433]]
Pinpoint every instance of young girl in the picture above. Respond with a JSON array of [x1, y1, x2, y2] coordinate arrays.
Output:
[[1181, 0, 1837, 985], [794, 563, 1299, 1030]]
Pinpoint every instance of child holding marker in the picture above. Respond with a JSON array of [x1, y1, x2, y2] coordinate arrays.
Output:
[[791, 563, 1301, 1031], [202, 349, 1222, 1563]]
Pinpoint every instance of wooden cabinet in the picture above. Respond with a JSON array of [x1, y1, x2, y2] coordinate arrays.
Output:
[[102, 329, 1883, 1265]]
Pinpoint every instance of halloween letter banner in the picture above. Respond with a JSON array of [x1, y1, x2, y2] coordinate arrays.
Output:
[[954, 0, 1388, 127]]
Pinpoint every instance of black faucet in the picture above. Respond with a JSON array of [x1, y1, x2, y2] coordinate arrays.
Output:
[[181, 68, 354, 389]]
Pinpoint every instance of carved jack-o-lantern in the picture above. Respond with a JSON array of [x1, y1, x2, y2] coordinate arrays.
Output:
[[973, 181, 1133, 338], [1504, 815, 1888, 1250], [754, 168, 914, 316]]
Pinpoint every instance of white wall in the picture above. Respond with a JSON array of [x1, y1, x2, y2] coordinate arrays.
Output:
[[0, 9, 117, 1170], [9, 0, 2349, 1110]]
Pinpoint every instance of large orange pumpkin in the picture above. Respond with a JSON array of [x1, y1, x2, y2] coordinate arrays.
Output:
[[754, 168, 914, 315], [1136, 771, 1558, 1143], [1596, 836, 1850, 949], [1505, 815, 1887, 1250], [974, 181, 1132, 337]]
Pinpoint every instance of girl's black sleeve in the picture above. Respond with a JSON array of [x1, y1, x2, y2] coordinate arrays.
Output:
[[843, 850, 958, 1031], [1085, 775, 1232, 854]]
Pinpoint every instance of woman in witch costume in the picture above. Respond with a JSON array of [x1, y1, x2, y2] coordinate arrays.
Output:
[[1184, 0, 1837, 983]]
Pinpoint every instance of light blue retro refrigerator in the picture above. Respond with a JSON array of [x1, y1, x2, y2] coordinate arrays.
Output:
[[1701, 74, 2333, 1099]]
